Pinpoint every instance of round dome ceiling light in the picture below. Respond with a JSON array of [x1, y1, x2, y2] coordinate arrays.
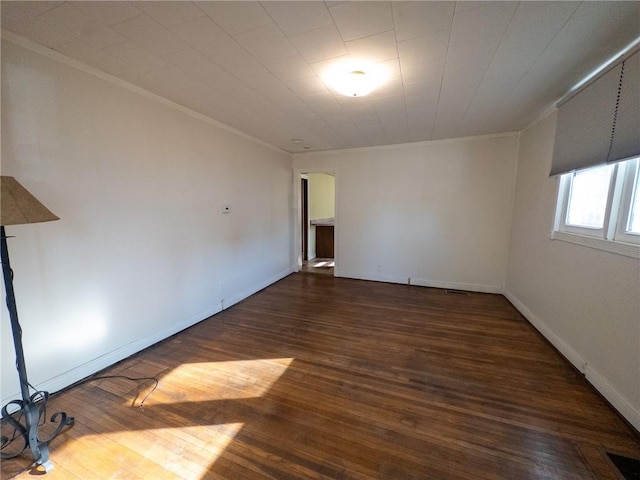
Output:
[[324, 61, 388, 98], [343, 70, 369, 97], [334, 69, 376, 97]]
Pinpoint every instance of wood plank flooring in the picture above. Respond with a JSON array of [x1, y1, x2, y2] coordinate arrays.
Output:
[[2, 273, 639, 479]]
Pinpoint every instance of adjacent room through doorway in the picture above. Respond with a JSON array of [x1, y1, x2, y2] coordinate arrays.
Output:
[[300, 172, 335, 276]]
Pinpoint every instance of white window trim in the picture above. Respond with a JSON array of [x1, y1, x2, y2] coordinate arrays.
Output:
[[614, 159, 640, 244], [551, 158, 640, 259], [550, 230, 640, 259], [554, 166, 615, 238]]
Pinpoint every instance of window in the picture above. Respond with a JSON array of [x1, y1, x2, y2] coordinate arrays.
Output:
[[624, 162, 640, 233], [553, 157, 640, 258], [565, 164, 614, 230]]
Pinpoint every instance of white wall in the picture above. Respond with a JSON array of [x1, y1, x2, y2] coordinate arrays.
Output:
[[505, 111, 640, 430], [294, 135, 518, 292], [1, 40, 294, 404], [308, 173, 335, 220]]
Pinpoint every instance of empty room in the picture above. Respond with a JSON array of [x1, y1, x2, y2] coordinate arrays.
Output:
[[1, 1, 639, 479]]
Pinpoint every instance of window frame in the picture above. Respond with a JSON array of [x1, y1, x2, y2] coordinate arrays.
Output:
[[614, 159, 640, 244], [555, 164, 616, 238], [552, 157, 640, 259]]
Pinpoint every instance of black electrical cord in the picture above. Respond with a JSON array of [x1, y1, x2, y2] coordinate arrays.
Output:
[[77, 374, 160, 407]]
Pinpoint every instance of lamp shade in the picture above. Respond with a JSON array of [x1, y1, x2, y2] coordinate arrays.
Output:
[[1, 176, 59, 226]]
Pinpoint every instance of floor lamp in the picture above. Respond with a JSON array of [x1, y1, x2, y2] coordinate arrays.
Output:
[[1, 176, 74, 472]]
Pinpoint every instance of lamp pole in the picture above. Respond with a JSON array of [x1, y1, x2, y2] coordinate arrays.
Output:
[[1, 225, 52, 469], [2, 227, 31, 403]]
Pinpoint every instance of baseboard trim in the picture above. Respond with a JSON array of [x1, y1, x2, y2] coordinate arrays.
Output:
[[335, 270, 502, 294], [585, 365, 640, 433], [1, 266, 294, 408], [1, 305, 220, 408], [504, 291, 586, 371], [504, 290, 640, 432], [412, 277, 502, 294], [224, 267, 294, 309]]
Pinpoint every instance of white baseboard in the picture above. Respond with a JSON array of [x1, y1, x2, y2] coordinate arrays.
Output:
[[1, 305, 220, 408], [335, 270, 502, 294], [335, 270, 405, 284], [504, 291, 586, 371], [504, 289, 640, 432], [586, 365, 640, 433], [411, 277, 502, 294], [224, 266, 294, 309], [1, 266, 294, 408]]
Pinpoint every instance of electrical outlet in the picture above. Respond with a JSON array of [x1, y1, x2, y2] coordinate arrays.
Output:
[[376, 265, 381, 272]]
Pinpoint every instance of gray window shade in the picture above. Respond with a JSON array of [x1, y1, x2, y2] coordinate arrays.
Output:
[[550, 49, 640, 176], [608, 51, 639, 163]]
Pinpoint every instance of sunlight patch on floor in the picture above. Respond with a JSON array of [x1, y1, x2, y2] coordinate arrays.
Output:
[[313, 261, 334, 267], [5, 360, 294, 479], [143, 358, 294, 405], [49, 423, 244, 480]]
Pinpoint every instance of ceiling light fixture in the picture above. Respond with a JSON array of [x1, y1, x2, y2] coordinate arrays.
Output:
[[291, 139, 303, 144], [323, 60, 388, 98], [342, 70, 370, 97]]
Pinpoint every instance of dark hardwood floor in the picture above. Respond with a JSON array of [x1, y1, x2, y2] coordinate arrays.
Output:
[[2, 273, 639, 479]]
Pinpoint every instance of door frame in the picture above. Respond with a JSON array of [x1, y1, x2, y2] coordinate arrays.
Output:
[[293, 167, 338, 274], [301, 177, 308, 262]]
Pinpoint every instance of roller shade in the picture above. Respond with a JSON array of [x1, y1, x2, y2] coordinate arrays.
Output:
[[550, 49, 639, 176], [609, 51, 639, 163]]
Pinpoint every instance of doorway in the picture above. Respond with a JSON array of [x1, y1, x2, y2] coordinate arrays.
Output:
[[301, 177, 308, 262], [296, 170, 336, 276]]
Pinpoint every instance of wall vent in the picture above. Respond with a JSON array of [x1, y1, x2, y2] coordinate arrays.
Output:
[[444, 289, 471, 296]]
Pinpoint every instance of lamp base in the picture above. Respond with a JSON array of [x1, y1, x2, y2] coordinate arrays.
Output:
[[1, 391, 74, 468]]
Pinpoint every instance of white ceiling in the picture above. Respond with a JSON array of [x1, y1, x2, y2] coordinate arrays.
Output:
[[2, 1, 638, 153]]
